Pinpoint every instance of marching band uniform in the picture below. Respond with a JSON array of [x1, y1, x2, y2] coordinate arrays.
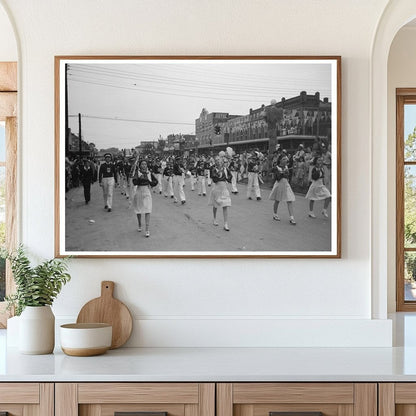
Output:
[[152, 160, 163, 194], [190, 162, 197, 191], [209, 160, 232, 231], [196, 162, 206, 196], [209, 166, 232, 207], [132, 161, 158, 238], [204, 160, 212, 186], [246, 158, 261, 200], [229, 159, 239, 194], [322, 148, 332, 191], [99, 153, 118, 212], [162, 164, 174, 198], [132, 169, 158, 215], [269, 165, 296, 203], [173, 160, 186, 204], [305, 164, 331, 218], [306, 166, 331, 201], [122, 159, 133, 199], [80, 159, 95, 204], [268, 160, 296, 225], [116, 159, 127, 197]]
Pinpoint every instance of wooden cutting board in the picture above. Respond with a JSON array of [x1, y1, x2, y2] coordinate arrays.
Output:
[[76, 281, 133, 349]]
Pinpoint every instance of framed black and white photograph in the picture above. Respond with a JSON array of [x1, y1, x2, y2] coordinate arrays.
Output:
[[55, 56, 341, 258]]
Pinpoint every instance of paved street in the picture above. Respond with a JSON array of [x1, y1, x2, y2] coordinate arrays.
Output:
[[65, 179, 331, 253]]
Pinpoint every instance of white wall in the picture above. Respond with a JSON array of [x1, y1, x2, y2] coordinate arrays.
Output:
[[387, 26, 416, 312], [0, 3, 16, 61], [0, 0, 394, 347]]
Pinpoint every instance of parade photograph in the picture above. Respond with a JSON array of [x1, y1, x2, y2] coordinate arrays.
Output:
[[55, 56, 340, 257]]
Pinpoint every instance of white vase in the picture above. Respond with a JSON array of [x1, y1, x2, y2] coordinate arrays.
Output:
[[6, 315, 20, 347], [19, 306, 55, 354]]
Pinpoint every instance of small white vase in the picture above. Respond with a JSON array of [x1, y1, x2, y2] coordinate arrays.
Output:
[[19, 306, 55, 354]]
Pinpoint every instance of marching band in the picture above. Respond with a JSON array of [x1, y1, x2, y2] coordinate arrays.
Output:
[[67, 143, 331, 238]]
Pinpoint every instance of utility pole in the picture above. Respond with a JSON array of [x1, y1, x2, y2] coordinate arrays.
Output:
[[78, 113, 82, 160], [248, 108, 252, 142], [316, 104, 320, 137]]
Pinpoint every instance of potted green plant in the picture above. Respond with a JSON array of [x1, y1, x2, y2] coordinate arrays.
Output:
[[4, 245, 71, 354]]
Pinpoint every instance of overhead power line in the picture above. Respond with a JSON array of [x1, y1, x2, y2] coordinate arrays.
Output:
[[68, 114, 194, 126], [68, 65, 330, 95], [69, 70, 328, 98], [69, 65, 326, 90], [71, 63, 330, 89], [68, 78, 283, 103]]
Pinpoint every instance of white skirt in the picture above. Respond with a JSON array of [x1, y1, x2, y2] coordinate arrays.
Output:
[[268, 178, 295, 202], [208, 181, 231, 208], [133, 185, 152, 214], [305, 178, 331, 200]]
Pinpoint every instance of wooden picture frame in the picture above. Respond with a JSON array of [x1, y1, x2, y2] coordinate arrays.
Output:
[[55, 56, 341, 258]]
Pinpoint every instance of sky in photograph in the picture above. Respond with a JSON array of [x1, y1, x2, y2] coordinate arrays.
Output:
[[66, 60, 333, 151]]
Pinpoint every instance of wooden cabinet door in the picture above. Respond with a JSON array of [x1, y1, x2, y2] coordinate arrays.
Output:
[[217, 383, 377, 416], [0, 383, 53, 416], [379, 383, 416, 416], [55, 383, 215, 416]]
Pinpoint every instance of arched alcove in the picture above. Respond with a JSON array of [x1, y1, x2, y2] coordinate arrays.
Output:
[[387, 21, 416, 314], [371, 1, 416, 319], [0, 1, 17, 61], [0, 0, 18, 327]]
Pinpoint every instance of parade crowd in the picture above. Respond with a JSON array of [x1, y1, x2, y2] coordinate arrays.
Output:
[[65, 137, 332, 238]]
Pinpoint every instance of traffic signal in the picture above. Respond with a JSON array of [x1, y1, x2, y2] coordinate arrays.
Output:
[[214, 125, 221, 135]]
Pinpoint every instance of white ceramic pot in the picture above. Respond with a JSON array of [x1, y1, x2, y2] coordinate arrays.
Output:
[[19, 306, 55, 354], [60, 323, 112, 356]]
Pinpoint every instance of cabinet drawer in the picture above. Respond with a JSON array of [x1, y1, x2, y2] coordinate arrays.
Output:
[[379, 383, 416, 415], [0, 383, 39, 403], [218, 383, 376, 416], [56, 383, 215, 416], [0, 383, 53, 415], [78, 383, 200, 404]]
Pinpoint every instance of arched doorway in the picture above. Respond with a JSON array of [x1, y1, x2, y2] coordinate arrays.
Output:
[[0, 0, 18, 327]]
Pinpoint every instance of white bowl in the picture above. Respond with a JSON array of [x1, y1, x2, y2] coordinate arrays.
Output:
[[60, 323, 112, 356]]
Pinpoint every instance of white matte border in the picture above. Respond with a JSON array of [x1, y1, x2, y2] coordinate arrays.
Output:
[[57, 57, 340, 258]]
